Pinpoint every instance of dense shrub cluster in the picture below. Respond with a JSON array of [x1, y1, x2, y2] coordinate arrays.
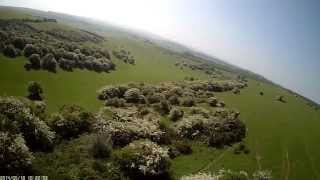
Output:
[[98, 81, 245, 111], [94, 107, 164, 147], [98, 85, 128, 100], [3, 44, 18, 57], [173, 109, 246, 147], [115, 140, 170, 178], [0, 19, 125, 73], [0, 96, 55, 150], [208, 118, 246, 148], [113, 49, 135, 64], [0, 132, 34, 175], [96, 81, 247, 148], [124, 88, 143, 103], [0, 96, 55, 174], [48, 104, 95, 139]]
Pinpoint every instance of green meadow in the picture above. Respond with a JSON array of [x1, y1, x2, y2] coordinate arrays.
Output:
[[0, 7, 320, 180], [171, 80, 320, 180], [1, 49, 320, 180]]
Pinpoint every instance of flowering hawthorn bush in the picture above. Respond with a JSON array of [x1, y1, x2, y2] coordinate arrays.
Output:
[[115, 140, 170, 177]]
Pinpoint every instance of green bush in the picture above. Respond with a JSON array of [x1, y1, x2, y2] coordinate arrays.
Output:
[[98, 85, 125, 100], [0, 97, 55, 151], [49, 105, 95, 139], [146, 93, 164, 104], [158, 118, 175, 145], [153, 100, 171, 115], [91, 133, 113, 159], [168, 95, 180, 105], [27, 54, 41, 69], [105, 97, 126, 107], [124, 88, 141, 103], [23, 44, 39, 57], [168, 108, 184, 121], [13, 37, 27, 50], [208, 119, 246, 148], [27, 81, 43, 101], [208, 97, 218, 107], [0, 132, 34, 175], [180, 97, 195, 107], [3, 44, 17, 58], [41, 53, 57, 72], [114, 140, 171, 178]]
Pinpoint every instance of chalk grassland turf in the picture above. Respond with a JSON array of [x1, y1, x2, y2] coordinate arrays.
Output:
[[0, 37, 210, 113], [172, 80, 320, 180], [0, 8, 320, 180]]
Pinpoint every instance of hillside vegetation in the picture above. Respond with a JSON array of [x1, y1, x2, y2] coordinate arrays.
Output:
[[0, 6, 319, 180]]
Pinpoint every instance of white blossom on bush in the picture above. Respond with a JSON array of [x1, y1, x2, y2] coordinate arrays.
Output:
[[0, 96, 55, 150], [0, 132, 34, 174], [94, 107, 164, 146], [116, 140, 170, 177]]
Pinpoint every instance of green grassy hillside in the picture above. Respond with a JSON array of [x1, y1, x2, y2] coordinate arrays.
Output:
[[0, 6, 319, 180], [171, 80, 320, 179], [0, 43, 209, 113]]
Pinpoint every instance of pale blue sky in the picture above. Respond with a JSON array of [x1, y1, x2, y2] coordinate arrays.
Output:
[[1, 0, 320, 103]]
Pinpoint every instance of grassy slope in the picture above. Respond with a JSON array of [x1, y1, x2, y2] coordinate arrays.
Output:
[[172, 80, 320, 180], [1, 7, 320, 180], [0, 36, 209, 113]]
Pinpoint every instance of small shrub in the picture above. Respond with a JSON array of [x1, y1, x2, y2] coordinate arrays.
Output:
[[168, 108, 184, 121], [28, 54, 41, 69], [105, 97, 125, 107], [146, 93, 164, 104], [13, 37, 26, 50], [233, 87, 240, 94], [276, 95, 286, 103], [23, 44, 38, 57], [124, 88, 141, 103], [0, 132, 34, 175], [3, 44, 17, 58], [41, 53, 57, 72], [114, 140, 170, 178], [180, 97, 195, 107], [0, 97, 55, 151], [91, 133, 113, 158], [98, 85, 122, 100], [208, 119, 246, 148], [158, 118, 175, 145], [49, 105, 95, 139], [27, 81, 43, 101], [168, 95, 180, 105], [152, 100, 171, 116], [208, 97, 218, 107], [31, 101, 46, 116]]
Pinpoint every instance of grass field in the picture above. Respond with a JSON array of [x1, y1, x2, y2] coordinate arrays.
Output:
[[171, 80, 320, 180], [1, 7, 320, 180], [2, 52, 320, 180], [0, 38, 209, 113]]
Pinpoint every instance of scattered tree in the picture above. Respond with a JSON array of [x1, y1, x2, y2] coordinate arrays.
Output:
[[28, 54, 41, 69], [3, 44, 17, 58], [41, 53, 57, 72], [27, 81, 43, 101]]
